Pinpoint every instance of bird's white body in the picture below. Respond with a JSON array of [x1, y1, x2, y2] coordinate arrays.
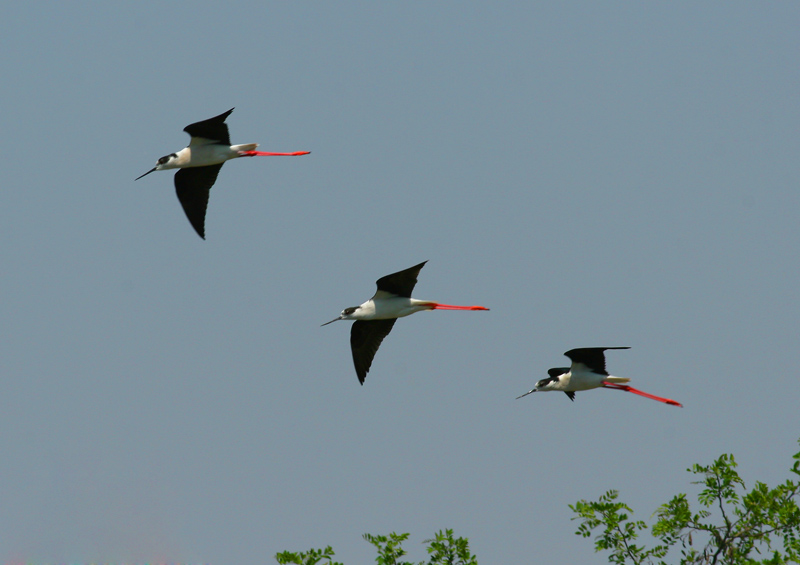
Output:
[[155, 142, 259, 171], [538, 369, 629, 393], [348, 294, 436, 321]]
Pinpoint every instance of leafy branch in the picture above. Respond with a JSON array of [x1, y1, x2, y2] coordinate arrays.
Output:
[[570, 439, 800, 564], [275, 529, 477, 565]]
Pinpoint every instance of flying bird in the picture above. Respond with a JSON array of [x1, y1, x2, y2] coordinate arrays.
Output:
[[322, 261, 489, 385], [516, 347, 682, 407], [135, 108, 310, 239]]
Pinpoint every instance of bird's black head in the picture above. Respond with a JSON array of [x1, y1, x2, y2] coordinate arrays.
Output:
[[135, 152, 180, 181], [321, 305, 361, 327], [535, 377, 552, 388], [157, 153, 178, 166]]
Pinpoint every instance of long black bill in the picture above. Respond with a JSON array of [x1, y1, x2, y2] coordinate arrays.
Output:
[[321, 317, 341, 327], [515, 389, 536, 400], [135, 167, 157, 181]]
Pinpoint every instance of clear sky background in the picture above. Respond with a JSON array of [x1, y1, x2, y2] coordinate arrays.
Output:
[[1, 3, 798, 564]]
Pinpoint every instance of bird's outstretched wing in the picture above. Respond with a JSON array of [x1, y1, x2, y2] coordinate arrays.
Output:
[[184, 108, 234, 145], [174, 164, 223, 239], [564, 347, 630, 375], [350, 319, 397, 385], [374, 261, 427, 298]]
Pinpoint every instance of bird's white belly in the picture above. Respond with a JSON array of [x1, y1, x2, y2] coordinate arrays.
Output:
[[361, 297, 430, 320], [181, 145, 238, 167], [563, 370, 606, 391]]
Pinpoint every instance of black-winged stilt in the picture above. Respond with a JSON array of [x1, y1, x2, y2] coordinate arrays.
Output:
[[322, 261, 489, 385], [135, 108, 310, 239], [516, 347, 682, 407]]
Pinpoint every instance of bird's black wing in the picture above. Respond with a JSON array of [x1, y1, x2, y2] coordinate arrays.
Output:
[[547, 367, 569, 379], [375, 261, 427, 298], [564, 391, 576, 402], [350, 319, 397, 385], [174, 165, 223, 239], [183, 108, 234, 145], [563, 347, 630, 375]]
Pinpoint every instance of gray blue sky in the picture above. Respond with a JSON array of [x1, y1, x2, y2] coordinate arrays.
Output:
[[1, 3, 798, 563]]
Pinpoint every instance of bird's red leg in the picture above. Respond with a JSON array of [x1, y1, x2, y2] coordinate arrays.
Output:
[[426, 302, 489, 311], [239, 150, 310, 157], [602, 382, 683, 407]]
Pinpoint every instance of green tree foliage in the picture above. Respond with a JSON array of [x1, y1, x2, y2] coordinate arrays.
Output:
[[275, 529, 477, 565], [570, 440, 800, 564], [275, 545, 341, 565]]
